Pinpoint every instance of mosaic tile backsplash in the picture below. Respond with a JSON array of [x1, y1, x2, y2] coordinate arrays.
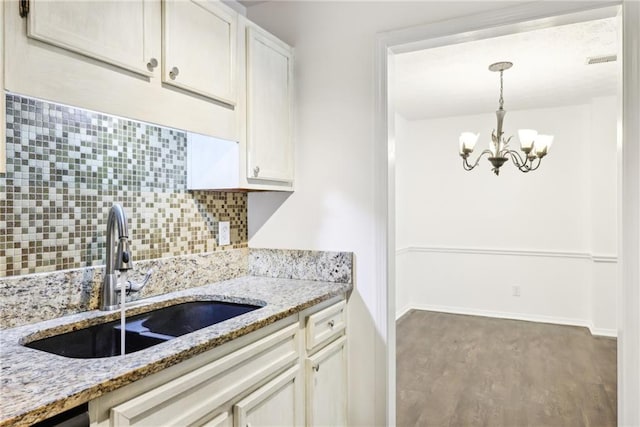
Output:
[[0, 93, 247, 277]]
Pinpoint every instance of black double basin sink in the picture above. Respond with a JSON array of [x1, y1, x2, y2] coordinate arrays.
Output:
[[24, 301, 262, 359]]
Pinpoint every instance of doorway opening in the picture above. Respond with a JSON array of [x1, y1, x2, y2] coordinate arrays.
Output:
[[373, 2, 638, 425]]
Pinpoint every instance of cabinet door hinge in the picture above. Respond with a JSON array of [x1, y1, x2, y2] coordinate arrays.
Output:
[[19, 0, 30, 18]]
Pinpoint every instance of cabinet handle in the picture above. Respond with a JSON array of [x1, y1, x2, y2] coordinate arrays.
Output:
[[253, 166, 260, 177], [313, 364, 320, 372], [328, 320, 335, 328], [169, 66, 180, 80], [147, 58, 158, 71]]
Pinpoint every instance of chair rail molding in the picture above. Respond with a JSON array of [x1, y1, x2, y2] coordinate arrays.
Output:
[[396, 246, 618, 263]]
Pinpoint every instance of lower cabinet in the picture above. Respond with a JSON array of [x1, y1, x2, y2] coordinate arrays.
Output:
[[233, 365, 303, 427], [305, 336, 347, 427], [89, 297, 346, 427]]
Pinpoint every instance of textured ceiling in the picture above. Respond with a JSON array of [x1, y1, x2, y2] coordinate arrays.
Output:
[[394, 18, 618, 120]]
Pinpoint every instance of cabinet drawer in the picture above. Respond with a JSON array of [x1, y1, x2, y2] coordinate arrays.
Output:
[[110, 323, 299, 426], [305, 300, 346, 351]]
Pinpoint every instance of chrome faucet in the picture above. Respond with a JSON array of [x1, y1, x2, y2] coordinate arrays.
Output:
[[101, 204, 133, 311], [101, 204, 152, 311]]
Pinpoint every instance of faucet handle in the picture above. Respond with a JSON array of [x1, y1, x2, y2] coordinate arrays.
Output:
[[124, 269, 153, 294], [115, 238, 133, 270]]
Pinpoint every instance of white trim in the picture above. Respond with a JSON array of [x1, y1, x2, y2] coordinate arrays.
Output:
[[375, 2, 631, 425], [592, 255, 619, 263], [399, 305, 617, 338], [396, 247, 410, 256], [396, 246, 618, 262], [590, 327, 618, 338], [373, 25, 393, 427], [385, 4, 621, 56], [395, 305, 413, 322], [397, 246, 590, 260], [408, 304, 590, 328], [620, 1, 640, 424]]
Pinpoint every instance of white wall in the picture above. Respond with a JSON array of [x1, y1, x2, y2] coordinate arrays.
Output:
[[395, 114, 412, 317], [395, 99, 618, 335], [589, 96, 619, 334], [245, 2, 639, 425], [244, 2, 525, 425], [397, 104, 592, 250]]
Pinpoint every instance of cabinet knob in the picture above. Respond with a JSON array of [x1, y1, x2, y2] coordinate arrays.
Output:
[[328, 320, 335, 328], [147, 58, 158, 71], [253, 166, 260, 177], [169, 66, 180, 80]]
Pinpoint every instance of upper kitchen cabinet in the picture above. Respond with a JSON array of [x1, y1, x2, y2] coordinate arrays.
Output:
[[25, 0, 156, 77], [246, 24, 294, 185], [162, 0, 237, 105], [186, 20, 294, 192], [4, 0, 238, 141]]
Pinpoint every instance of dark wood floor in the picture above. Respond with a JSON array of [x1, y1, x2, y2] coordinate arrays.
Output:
[[397, 310, 617, 427]]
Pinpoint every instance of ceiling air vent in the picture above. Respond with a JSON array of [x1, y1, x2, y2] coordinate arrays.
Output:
[[586, 54, 617, 65]]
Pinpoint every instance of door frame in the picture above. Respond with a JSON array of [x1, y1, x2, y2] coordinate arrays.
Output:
[[373, 2, 640, 425]]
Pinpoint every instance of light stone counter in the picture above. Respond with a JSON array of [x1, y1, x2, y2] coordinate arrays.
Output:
[[0, 275, 352, 426]]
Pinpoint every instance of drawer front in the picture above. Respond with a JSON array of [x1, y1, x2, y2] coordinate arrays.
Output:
[[306, 300, 346, 351], [110, 323, 299, 426]]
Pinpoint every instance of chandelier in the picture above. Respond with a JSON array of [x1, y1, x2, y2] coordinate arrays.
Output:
[[458, 61, 553, 175]]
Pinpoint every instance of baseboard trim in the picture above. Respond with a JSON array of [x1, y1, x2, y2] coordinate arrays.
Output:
[[398, 304, 617, 338], [395, 305, 413, 321], [588, 327, 618, 338]]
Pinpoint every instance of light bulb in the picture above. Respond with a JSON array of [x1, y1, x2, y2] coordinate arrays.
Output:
[[534, 134, 553, 157], [459, 132, 479, 154], [518, 129, 538, 152]]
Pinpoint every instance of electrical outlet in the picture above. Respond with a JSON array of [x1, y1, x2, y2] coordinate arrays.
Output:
[[218, 221, 230, 246], [512, 285, 521, 297]]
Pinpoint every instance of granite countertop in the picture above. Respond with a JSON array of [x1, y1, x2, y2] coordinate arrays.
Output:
[[0, 275, 352, 426]]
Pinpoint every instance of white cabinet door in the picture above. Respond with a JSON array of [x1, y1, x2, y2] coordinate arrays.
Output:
[[233, 365, 303, 427], [162, 0, 237, 105], [26, 0, 157, 76], [246, 26, 293, 183], [306, 336, 347, 427]]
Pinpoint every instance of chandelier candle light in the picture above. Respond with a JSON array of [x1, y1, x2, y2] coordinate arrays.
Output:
[[459, 61, 553, 175]]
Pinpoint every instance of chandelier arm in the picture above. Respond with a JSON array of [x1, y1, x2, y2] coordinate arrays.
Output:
[[506, 150, 531, 172], [528, 157, 543, 171], [462, 157, 477, 171], [463, 149, 493, 171], [507, 150, 529, 170]]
